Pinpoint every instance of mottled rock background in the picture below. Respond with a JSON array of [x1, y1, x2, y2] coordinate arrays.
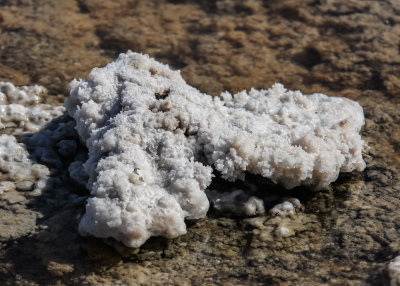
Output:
[[1, 0, 400, 285]]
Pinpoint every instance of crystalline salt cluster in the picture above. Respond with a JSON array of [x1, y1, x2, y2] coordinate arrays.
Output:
[[0, 82, 64, 196], [0, 82, 64, 134], [65, 51, 365, 247], [0, 134, 50, 192]]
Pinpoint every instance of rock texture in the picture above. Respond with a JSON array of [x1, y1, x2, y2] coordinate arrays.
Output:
[[0, 0, 399, 285]]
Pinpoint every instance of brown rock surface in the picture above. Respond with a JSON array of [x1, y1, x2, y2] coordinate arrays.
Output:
[[0, 0, 400, 285]]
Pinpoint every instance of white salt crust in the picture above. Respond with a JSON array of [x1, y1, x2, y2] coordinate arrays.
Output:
[[0, 82, 65, 196], [0, 134, 50, 184], [66, 52, 366, 248], [0, 82, 64, 134]]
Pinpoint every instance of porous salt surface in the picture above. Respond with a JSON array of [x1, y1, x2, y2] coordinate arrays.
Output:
[[0, 82, 64, 134], [388, 256, 400, 286], [0, 134, 49, 185], [66, 52, 366, 248], [0, 83, 66, 198]]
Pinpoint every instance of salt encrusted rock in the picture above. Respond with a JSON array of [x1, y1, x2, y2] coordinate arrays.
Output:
[[0, 82, 42, 105], [0, 82, 74, 202], [66, 52, 366, 248], [0, 134, 50, 183], [269, 198, 301, 217], [0, 82, 64, 134], [206, 189, 265, 216]]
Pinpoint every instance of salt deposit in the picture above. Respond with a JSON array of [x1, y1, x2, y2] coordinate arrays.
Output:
[[269, 198, 301, 217], [0, 82, 64, 134], [206, 189, 265, 216], [0, 82, 65, 197], [269, 198, 302, 237], [66, 52, 366, 248], [0, 134, 49, 184]]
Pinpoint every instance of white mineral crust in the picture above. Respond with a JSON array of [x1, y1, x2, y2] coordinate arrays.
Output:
[[66, 51, 366, 248], [0, 82, 64, 134], [0, 82, 65, 196]]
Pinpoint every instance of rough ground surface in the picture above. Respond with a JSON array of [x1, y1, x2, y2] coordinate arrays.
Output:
[[0, 0, 399, 285]]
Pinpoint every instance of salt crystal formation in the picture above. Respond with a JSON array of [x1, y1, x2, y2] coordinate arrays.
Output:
[[0, 134, 49, 192], [0, 82, 64, 196], [0, 82, 64, 134], [66, 52, 366, 248]]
